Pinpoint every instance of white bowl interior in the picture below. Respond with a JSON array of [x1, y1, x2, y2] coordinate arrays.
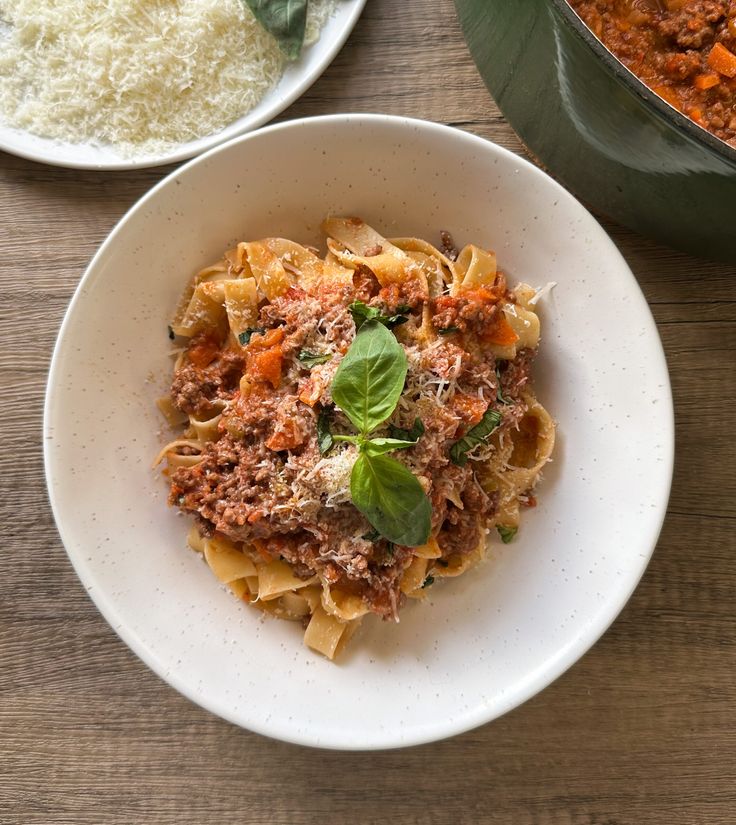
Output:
[[44, 115, 673, 748]]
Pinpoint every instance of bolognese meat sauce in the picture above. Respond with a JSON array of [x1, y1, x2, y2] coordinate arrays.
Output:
[[569, 0, 736, 145]]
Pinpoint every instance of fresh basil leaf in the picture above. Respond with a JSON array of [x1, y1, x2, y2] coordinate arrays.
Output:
[[317, 409, 334, 455], [299, 350, 331, 368], [361, 529, 381, 542], [449, 408, 503, 466], [438, 325, 460, 335], [395, 303, 412, 313], [421, 575, 435, 588], [242, 0, 307, 60], [388, 417, 424, 443], [350, 453, 431, 546], [332, 434, 360, 445], [331, 320, 407, 436], [361, 437, 417, 457], [349, 301, 408, 331], [238, 327, 266, 346], [497, 525, 518, 544]]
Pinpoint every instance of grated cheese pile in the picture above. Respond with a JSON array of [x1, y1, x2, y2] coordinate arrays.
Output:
[[0, 0, 335, 156]]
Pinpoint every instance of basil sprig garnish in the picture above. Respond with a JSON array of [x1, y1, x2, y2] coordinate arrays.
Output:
[[299, 350, 331, 368], [330, 320, 431, 546], [449, 408, 503, 466], [349, 300, 409, 331], [242, 0, 307, 60]]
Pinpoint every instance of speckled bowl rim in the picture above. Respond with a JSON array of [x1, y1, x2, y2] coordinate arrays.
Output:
[[43, 114, 674, 749], [554, 0, 736, 168]]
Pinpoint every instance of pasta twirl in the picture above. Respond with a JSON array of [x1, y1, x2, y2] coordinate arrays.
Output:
[[155, 218, 555, 659]]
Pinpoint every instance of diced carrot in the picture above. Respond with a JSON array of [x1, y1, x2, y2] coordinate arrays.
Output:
[[708, 42, 736, 79], [247, 345, 283, 389], [694, 72, 720, 90], [248, 327, 284, 350], [187, 333, 221, 368], [298, 377, 322, 407], [651, 84, 680, 109], [687, 106, 705, 127], [266, 418, 304, 452], [452, 393, 488, 427], [481, 312, 519, 346]]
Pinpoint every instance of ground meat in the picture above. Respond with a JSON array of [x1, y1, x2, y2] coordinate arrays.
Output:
[[170, 341, 245, 417], [431, 292, 499, 336], [498, 348, 535, 397], [374, 277, 429, 313]]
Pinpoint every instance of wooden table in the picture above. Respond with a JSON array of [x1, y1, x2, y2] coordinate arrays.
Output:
[[2, 1, 735, 822]]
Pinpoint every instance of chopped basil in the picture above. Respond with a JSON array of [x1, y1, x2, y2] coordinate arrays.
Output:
[[316, 409, 334, 455], [238, 327, 266, 346], [298, 350, 331, 368], [438, 325, 460, 335], [422, 575, 435, 588], [449, 408, 503, 466], [349, 300, 409, 331], [497, 525, 518, 544], [388, 417, 425, 443]]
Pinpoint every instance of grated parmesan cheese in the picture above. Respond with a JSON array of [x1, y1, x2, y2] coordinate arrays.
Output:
[[0, 0, 335, 156]]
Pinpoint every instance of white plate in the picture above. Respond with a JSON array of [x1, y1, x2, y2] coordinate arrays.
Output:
[[0, 2, 365, 170], [44, 115, 673, 749]]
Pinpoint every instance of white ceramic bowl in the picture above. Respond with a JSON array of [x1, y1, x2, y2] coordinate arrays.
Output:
[[44, 114, 673, 749], [0, 2, 365, 170]]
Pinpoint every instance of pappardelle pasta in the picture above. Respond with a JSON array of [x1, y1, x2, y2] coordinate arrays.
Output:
[[155, 218, 555, 659]]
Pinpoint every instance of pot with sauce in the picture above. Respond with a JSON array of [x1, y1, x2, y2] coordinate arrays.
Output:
[[454, 0, 736, 262]]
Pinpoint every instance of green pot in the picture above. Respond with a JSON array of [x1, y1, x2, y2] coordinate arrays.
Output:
[[455, 0, 736, 262]]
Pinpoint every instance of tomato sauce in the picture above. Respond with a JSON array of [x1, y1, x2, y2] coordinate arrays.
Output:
[[568, 0, 736, 146]]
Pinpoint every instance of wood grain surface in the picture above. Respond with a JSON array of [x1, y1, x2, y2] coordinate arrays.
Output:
[[2, 1, 735, 823]]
